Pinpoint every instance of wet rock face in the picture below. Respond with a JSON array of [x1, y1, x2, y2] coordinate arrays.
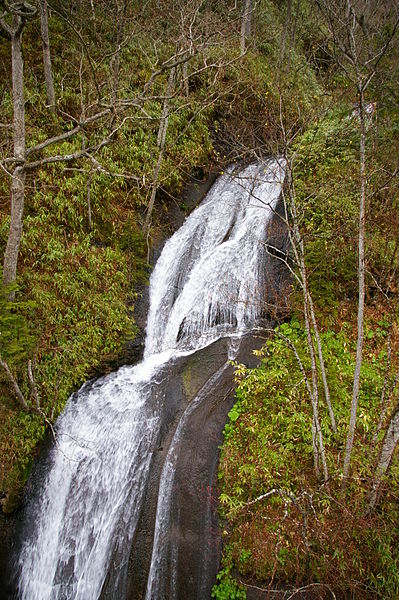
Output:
[[119, 334, 268, 600], [122, 338, 234, 600]]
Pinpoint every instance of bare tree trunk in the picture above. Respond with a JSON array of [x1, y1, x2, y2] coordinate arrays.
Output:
[[240, 0, 253, 55], [368, 402, 399, 512], [285, 170, 329, 482], [375, 372, 399, 443], [182, 61, 189, 97], [39, 0, 55, 110], [145, 66, 175, 233], [308, 292, 337, 433], [28, 359, 41, 411], [311, 415, 319, 479], [302, 264, 329, 483], [278, 155, 336, 437], [342, 84, 367, 487], [3, 20, 26, 296], [372, 329, 398, 445], [87, 174, 93, 231], [3, 167, 25, 293], [111, 0, 128, 104]]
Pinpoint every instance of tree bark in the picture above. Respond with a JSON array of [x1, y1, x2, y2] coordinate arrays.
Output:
[[301, 262, 329, 483], [39, 0, 55, 110], [240, 0, 253, 55], [0, 354, 29, 411], [368, 403, 399, 512], [308, 292, 337, 433], [145, 66, 175, 233], [3, 20, 26, 296], [111, 0, 128, 104], [3, 167, 25, 292], [342, 84, 367, 486]]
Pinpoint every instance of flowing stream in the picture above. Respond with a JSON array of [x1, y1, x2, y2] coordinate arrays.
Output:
[[14, 159, 285, 600]]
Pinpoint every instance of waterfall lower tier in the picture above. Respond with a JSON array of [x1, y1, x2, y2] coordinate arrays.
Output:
[[4, 159, 288, 600], [112, 335, 263, 600]]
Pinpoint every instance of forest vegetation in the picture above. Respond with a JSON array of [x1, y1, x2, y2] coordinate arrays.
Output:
[[0, 1, 399, 598]]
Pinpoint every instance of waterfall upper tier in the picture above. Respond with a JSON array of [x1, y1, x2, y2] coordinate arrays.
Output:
[[145, 159, 286, 356]]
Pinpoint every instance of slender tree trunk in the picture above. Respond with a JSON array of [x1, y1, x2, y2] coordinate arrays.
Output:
[[182, 61, 189, 97], [3, 21, 26, 296], [240, 0, 252, 55], [285, 169, 329, 482], [302, 264, 329, 483], [342, 84, 367, 486], [3, 167, 25, 292], [374, 372, 399, 444], [282, 163, 336, 436], [145, 67, 175, 232], [311, 415, 319, 479], [111, 0, 128, 104], [87, 174, 93, 230], [372, 330, 396, 445], [368, 402, 399, 512], [308, 292, 337, 433], [39, 0, 55, 110]]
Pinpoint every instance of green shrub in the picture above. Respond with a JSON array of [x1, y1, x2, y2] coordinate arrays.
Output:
[[217, 319, 399, 597]]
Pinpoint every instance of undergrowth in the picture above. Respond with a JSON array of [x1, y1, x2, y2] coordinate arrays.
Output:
[[213, 318, 399, 599]]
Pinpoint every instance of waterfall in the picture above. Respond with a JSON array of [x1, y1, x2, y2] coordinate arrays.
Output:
[[14, 159, 285, 600]]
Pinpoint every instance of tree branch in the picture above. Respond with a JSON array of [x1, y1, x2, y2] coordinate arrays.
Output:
[[0, 353, 29, 410], [26, 109, 111, 156]]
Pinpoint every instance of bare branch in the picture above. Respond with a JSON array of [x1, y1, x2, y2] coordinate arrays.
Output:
[[24, 149, 91, 170], [26, 109, 111, 156], [0, 352, 29, 410], [87, 154, 140, 181], [48, 3, 102, 101], [5, 1, 36, 18]]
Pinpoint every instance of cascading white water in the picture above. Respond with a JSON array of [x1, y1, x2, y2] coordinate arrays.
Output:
[[16, 159, 285, 600], [145, 160, 285, 355]]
